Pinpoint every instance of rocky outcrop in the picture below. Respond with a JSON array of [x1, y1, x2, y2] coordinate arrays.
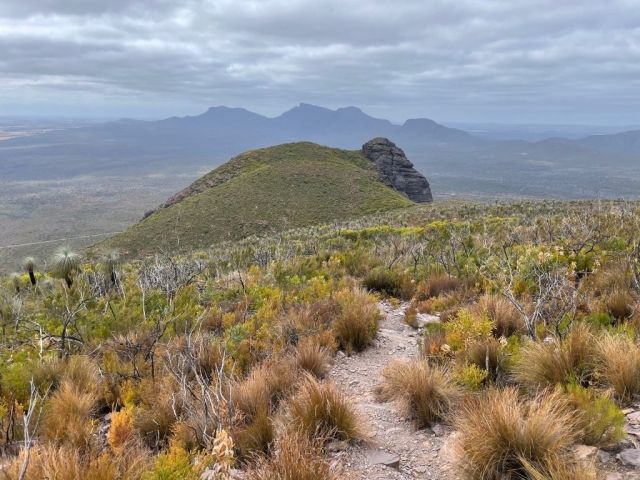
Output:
[[362, 138, 432, 203]]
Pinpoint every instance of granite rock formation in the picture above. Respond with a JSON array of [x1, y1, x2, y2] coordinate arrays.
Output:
[[362, 138, 433, 203]]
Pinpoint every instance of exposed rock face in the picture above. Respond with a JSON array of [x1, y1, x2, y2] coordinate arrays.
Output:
[[362, 138, 433, 203]]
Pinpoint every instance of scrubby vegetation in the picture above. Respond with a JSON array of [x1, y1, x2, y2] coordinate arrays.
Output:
[[2, 200, 640, 478]]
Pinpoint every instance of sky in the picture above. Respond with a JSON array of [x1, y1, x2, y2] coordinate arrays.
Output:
[[1, 0, 640, 124]]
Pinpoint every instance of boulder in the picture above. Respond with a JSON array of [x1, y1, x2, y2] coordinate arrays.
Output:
[[362, 138, 433, 203]]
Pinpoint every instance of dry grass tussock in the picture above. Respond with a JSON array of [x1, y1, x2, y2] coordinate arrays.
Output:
[[289, 373, 365, 441], [247, 433, 338, 480], [512, 323, 594, 389], [455, 387, 596, 480], [5, 443, 151, 480], [416, 274, 461, 300], [332, 288, 379, 354], [294, 336, 333, 379], [594, 333, 640, 404], [41, 380, 97, 451], [375, 358, 461, 428], [477, 294, 525, 338]]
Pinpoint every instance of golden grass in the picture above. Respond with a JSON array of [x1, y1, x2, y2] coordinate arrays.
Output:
[[41, 380, 97, 450], [332, 288, 379, 354], [416, 274, 460, 300], [455, 387, 594, 480], [478, 294, 524, 338], [289, 374, 365, 442], [594, 333, 640, 404], [512, 324, 594, 389], [294, 336, 333, 379], [375, 358, 461, 428], [246, 433, 338, 480]]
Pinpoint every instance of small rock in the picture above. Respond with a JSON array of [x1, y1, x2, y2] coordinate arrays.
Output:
[[605, 474, 623, 480], [572, 444, 598, 461], [432, 424, 445, 437], [365, 449, 401, 469], [621, 408, 635, 415], [336, 351, 346, 359], [618, 448, 640, 466], [348, 380, 360, 387], [598, 450, 612, 463], [327, 440, 349, 452], [626, 411, 640, 423]]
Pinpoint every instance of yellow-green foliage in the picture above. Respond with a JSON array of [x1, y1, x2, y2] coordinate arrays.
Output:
[[564, 383, 625, 446], [454, 363, 488, 391], [444, 308, 494, 351]]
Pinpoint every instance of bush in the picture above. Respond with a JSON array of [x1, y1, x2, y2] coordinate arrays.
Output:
[[332, 288, 379, 354], [289, 374, 364, 442], [564, 383, 625, 446], [465, 338, 505, 380], [247, 433, 338, 480], [375, 359, 461, 428], [107, 407, 136, 454], [443, 308, 494, 351], [455, 387, 595, 480], [594, 333, 640, 404], [513, 324, 594, 389], [454, 363, 488, 391], [361, 268, 401, 296], [235, 409, 275, 460], [416, 274, 460, 300]]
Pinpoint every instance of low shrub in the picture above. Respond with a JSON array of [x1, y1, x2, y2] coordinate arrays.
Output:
[[454, 363, 488, 391], [375, 359, 461, 428], [455, 387, 595, 480], [443, 308, 494, 351], [107, 407, 136, 454], [564, 383, 625, 446], [289, 374, 364, 442]]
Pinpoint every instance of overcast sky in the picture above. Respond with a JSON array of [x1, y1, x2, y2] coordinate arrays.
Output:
[[1, 0, 639, 124]]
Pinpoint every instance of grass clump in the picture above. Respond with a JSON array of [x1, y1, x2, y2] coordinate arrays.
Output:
[[455, 387, 595, 480], [289, 374, 364, 442], [594, 333, 640, 404], [294, 336, 333, 379], [332, 288, 379, 354], [478, 294, 525, 338], [416, 274, 460, 300], [375, 358, 461, 428], [247, 433, 338, 480], [512, 324, 594, 389], [41, 380, 97, 451]]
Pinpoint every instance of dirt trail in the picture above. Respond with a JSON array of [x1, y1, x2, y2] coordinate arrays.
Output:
[[329, 301, 460, 479]]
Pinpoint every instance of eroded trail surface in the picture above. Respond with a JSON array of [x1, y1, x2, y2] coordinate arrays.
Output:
[[329, 301, 460, 479]]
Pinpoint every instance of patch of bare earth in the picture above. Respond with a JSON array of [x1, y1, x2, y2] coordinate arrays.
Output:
[[328, 301, 460, 479]]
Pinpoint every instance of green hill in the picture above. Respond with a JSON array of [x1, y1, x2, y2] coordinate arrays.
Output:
[[98, 141, 414, 256]]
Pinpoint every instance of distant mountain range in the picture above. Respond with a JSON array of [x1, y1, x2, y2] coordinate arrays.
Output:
[[2, 103, 640, 271]]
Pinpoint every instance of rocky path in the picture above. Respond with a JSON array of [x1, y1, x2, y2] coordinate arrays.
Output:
[[329, 301, 460, 479], [329, 301, 640, 480]]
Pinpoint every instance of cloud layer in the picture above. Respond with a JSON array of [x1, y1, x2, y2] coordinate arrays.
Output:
[[1, 0, 639, 123]]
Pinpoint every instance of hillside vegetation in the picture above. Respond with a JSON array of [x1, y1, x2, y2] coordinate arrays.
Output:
[[98, 142, 413, 256], [2, 200, 640, 478]]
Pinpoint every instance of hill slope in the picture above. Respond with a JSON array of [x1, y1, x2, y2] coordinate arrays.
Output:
[[98, 141, 415, 256]]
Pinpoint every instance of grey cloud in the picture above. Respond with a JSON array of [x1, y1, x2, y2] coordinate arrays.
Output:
[[1, 0, 639, 123]]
